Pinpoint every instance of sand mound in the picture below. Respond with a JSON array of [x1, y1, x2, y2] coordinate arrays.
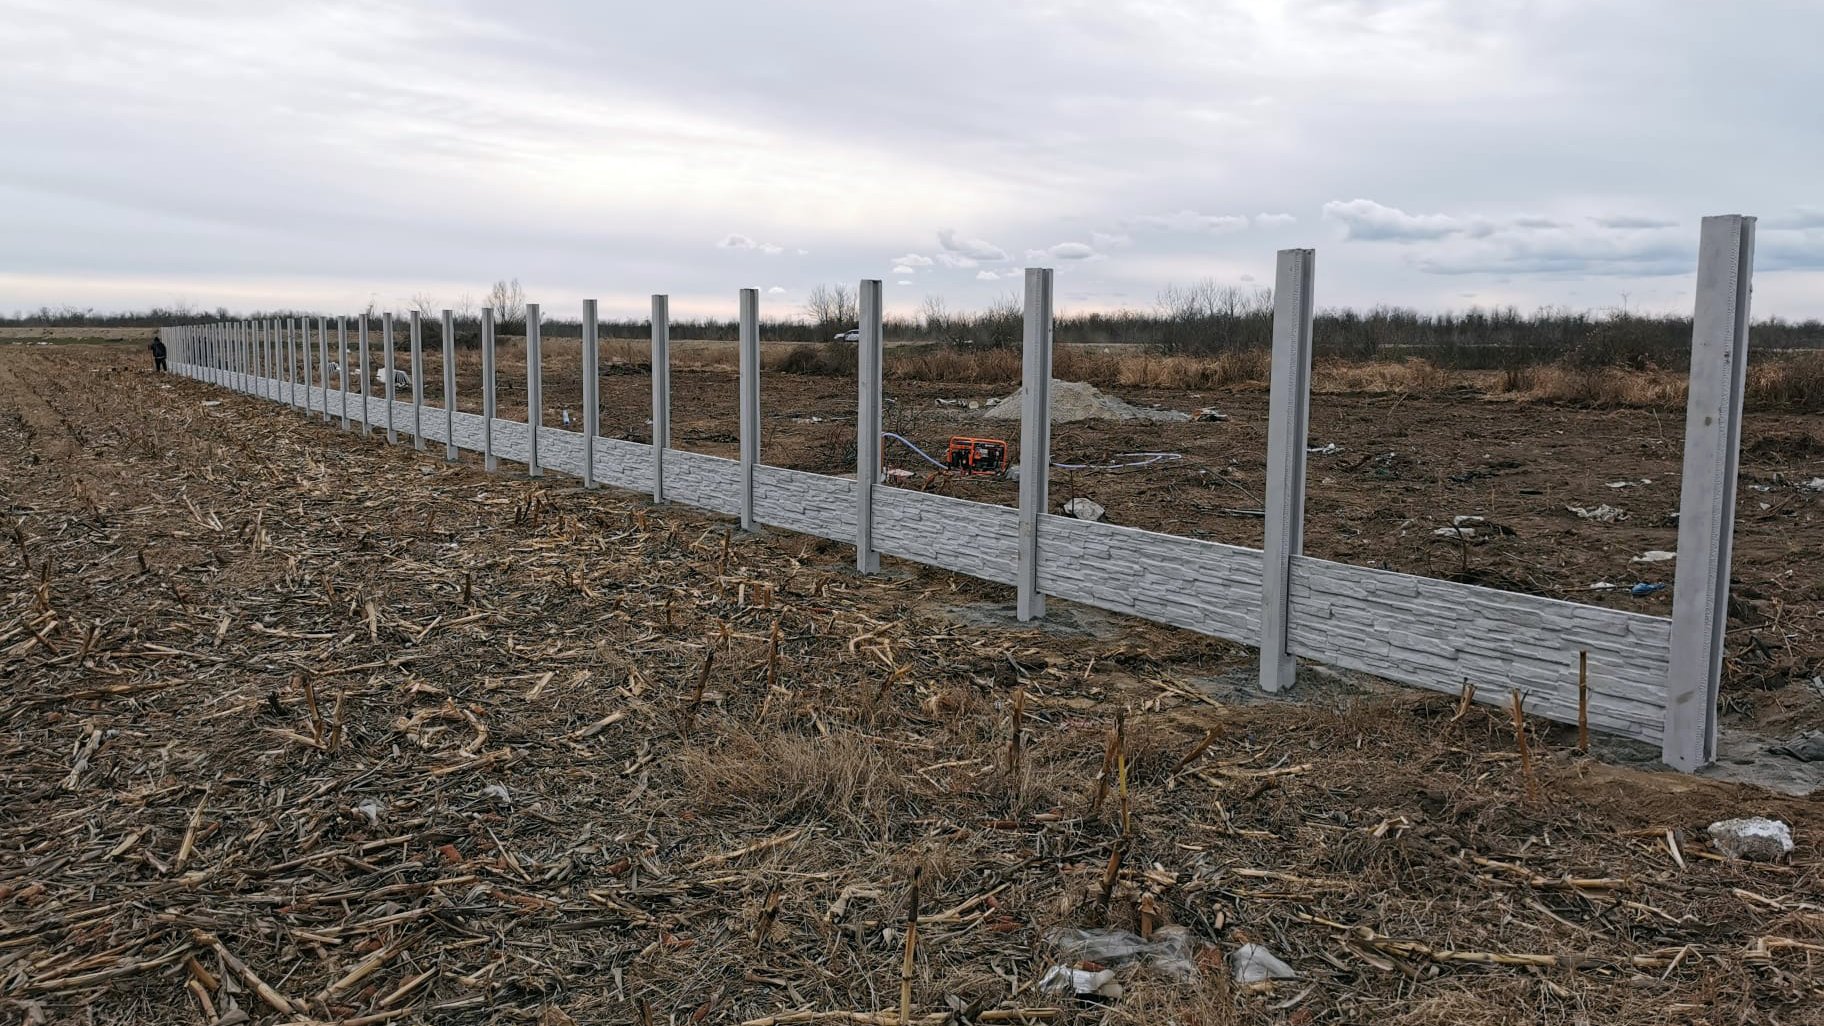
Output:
[[982, 379, 1189, 423]]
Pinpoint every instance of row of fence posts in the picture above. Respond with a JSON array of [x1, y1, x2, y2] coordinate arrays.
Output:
[[164, 215, 1754, 771]]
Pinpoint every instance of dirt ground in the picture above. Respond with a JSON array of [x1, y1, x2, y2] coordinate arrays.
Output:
[[4, 343, 1823, 1025]]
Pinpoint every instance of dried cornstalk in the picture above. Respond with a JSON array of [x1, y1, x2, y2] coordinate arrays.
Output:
[[1005, 689, 1025, 775], [900, 867, 921, 1026], [1510, 689, 1537, 801]]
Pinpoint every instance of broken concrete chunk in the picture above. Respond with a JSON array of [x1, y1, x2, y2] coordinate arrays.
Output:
[[1063, 497, 1106, 522], [1708, 817, 1794, 861]]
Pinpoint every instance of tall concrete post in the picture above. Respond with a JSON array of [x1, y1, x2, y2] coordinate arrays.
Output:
[[317, 318, 330, 422], [338, 318, 351, 430], [582, 299, 599, 489], [358, 315, 372, 435], [856, 279, 883, 573], [441, 309, 457, 461], [1016, 267, 1054, 621], [738, 288, 760, 531], [284, 318, 295, 407], [409, 311, 425, 451], [651, 295, 670, 503], [383, 313, 398, 442], [1664, 215, 1756, 772], [481, 308, 497, 471], [526, 303, 543, 477], [270, 319, 280, 399], [1259, 248, 1317, 694]]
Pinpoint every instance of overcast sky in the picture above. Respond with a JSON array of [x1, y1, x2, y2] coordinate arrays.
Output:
[[4, 0, 1821, 321]]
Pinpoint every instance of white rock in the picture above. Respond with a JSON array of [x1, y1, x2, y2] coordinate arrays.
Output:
[[1228, 943, 1296, 984], [1708, 817, 1793, 861], [1063, 497, 1106, 522]]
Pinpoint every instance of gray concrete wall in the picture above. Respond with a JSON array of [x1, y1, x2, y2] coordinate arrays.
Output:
[[754, 465, 857, 542], [1286, 555, 1671, 742], [592, 437, 654, 494], [871, 489, 1019, 586], [661, 449, 742, 516], [1036, 514, 1263, 646]]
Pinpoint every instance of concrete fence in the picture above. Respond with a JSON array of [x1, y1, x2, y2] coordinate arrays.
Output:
[[160, 215, 1756, 771]]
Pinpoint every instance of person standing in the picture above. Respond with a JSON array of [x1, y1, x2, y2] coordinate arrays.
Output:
[[149, 334, 167, 372]]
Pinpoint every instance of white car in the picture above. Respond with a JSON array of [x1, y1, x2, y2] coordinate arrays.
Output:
[[832, 328, 861, 343]]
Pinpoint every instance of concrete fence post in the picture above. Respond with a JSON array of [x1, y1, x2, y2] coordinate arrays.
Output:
[[1016, 267, 1054, 622], [738, 287, 760, 531], [254, 321, 263, 394], [382, 314, 397, 442], [284, 318, 294, 407], [651, 295, 670, 503], [856, 279, 883, 573], [1664, 214, 1756, 772], [270, 319, 280, 400], [409, 311, 425, 450], [582, 299, 599, 489], [441, 309, 457, 461], [317, 318, 330, 422], [243, 321, 251, 391], [481, 308, 497, 471], [527, 302, 543, 477], [358, 315, 372, 435], [1259, 248, 1318, 694], [338, 318, 351, 430]]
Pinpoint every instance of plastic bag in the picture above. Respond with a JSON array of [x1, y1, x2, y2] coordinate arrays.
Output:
[[1043, 925, 1199, 980]]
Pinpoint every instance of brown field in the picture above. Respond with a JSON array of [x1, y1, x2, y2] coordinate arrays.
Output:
[[4, 343, 1822, 1025]]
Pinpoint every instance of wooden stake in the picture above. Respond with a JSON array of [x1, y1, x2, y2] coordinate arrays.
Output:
[[900, 867, 921, 1026], [1577, 650, 1590, 752], [1510, 689, 1537, 802]]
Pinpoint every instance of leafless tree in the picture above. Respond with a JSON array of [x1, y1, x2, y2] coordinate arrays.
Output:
[[803, 284, 857, 329], [409, 293, 439, 321], [454, 292, 477, 322], [487, 279, 526, 325]]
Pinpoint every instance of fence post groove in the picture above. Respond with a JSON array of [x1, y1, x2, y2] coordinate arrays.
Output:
[[441, 309, 457, 461], [856, 279, 883, 573], [409, 311, 425, 450], [652, 295, 670, 503], [1016, 267, 1054, 622], [1260, 248, 1317, 694], [527, 302, 543, 477], [582, 299, 598, 489], [1664, 214, 1756, 771], [738, 288, 759, 531], [481, 308, 496, 471]]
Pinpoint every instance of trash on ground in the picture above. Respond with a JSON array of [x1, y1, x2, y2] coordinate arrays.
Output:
[[1589, 581, 1617, 591], [1045, 925, 1199, 980], [1606, 478, 1653, 489], [1567, 504, 1628, 523], [1771, 731, 1824, 762], [1308, 443, 1342, 456], [1062, 497, 1106, 522], [1629, 582, 1667, 597], [935, 398, 963, 407], [1631, 550, 1676, 564], [983, 379, 1188, 423], [1194, 406, 1229, 422], [355, 799, 383, 828], [792, 416, 824, 424], [481, 784, 510, 804], [201, 400, 223, 407], [884, 468, 914, 480], [1038, 966, 1122, 1000], [561, 409, 573, 427], [1802, 477, 1824, 492], [1707, 817, 1794, 861], [1228, 943, 1297, 984]]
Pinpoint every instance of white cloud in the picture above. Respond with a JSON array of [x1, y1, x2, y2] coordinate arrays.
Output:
[[1255, 213, 1297, 228], [1322, 199, 1469, 241], [1091, 231, 1133, 249], [891, 264, 915, 274], [896, 279, 913, 285], [759, 242, 784, 255], [718, 233, 756, 249], [976, 270, 1000, 281], [1593, 215, 1679, 229], [936, 252, 980, 269], [1126, 210, 1249, 233], [891, 253, 934, 267], [937, 228, 1008, 262], [1026, 241, 1098, 261], [1767, 207, 1824, 230], [766, 285, 787, 294]]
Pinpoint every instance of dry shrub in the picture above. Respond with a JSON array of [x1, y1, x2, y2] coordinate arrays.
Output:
[[1747, 351, 1824, 411], [884, 346, 1023, 384], [676, 724, 913, 834]]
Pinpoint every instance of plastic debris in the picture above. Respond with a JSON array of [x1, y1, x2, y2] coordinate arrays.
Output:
[[1063, 497, 1107, 522], [1045, 925, 1199, 980], [1588, 581, 1617, 591], [884, 468, 914, 480], [1771, 731, 1824, 762], [1308, 443, 1342, 456], [202, 400, 223, 407], [1802, 477, 1824, 492], [1194, 406, 1229, 422], [1038, 966, 1122, 999], [1228, 943, 1297, 984], [355, 799, 383, 828], [1707, 817, 1794, 861], [1629, 582, 1667, 597], [1567, 504, 1627, 523], [1631, 550, 1676, 564], [561, 409, 573, 427], [481, 784, 511, 804], [1606, 478, 1653, 489]]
